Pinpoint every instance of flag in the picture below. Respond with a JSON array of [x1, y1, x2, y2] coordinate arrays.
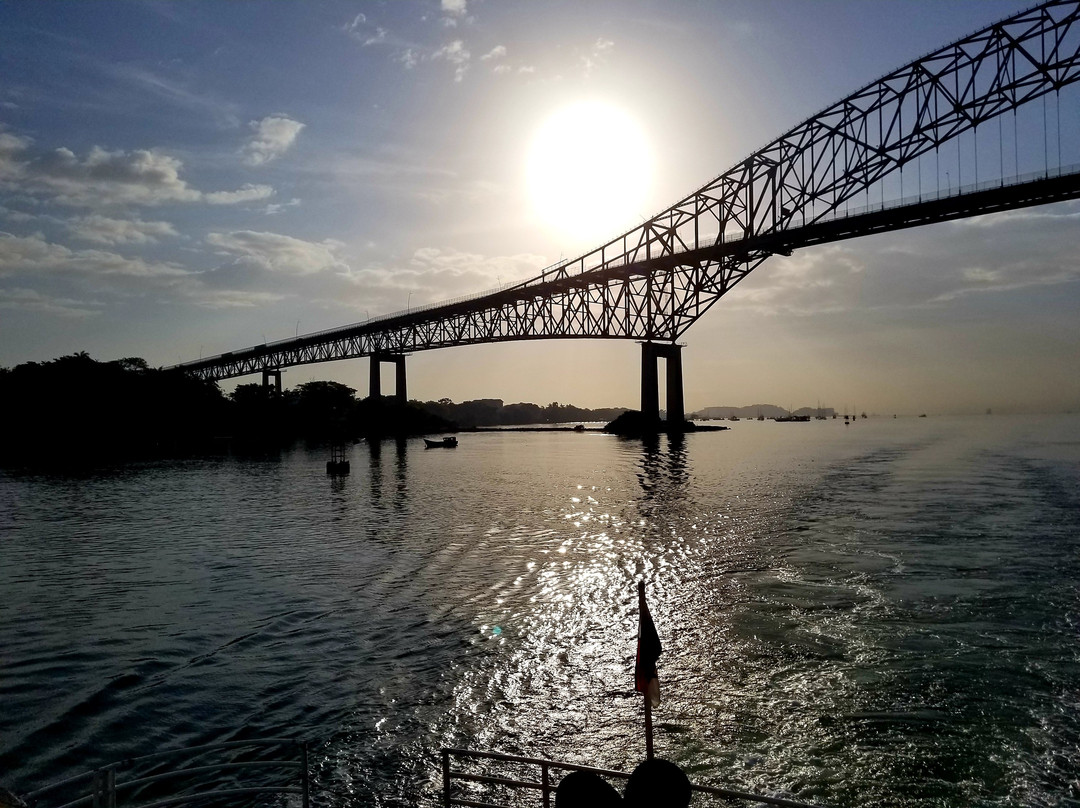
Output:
[[635, 582, 662, 707]]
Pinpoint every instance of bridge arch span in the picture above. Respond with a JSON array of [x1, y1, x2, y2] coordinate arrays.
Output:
[[176, 1, 1080, 415]]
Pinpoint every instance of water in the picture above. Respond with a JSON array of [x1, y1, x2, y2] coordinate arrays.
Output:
[[2, 415, 1079, 806]]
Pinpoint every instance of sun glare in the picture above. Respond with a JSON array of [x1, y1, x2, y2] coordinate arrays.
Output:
[[526, 101, 653, 245]]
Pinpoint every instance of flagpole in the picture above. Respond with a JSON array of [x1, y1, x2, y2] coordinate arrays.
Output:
[[638, 581, 655, 760]]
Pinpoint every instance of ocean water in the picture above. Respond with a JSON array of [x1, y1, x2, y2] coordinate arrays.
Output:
[[2, 415, 1079, 806]]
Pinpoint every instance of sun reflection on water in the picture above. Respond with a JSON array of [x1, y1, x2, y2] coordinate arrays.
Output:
[[6, 421, 1080, 807]]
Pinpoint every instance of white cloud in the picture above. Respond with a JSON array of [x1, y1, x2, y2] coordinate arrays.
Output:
[[442, 0, 467, 16], [67, 215, 179, 245], [241, 115, 305, 166], [343, 12, 366, 33], [0, 232, 189, 279], [263, 198, 302, 216], [0, 136, 276, 208], [481, 46, 507, 61], [206, 230, 348, 276], [397, 49, 420, 69], [204, 184, 275, 205], [343, 12, 388, 46], [432, 40, 471, 82]]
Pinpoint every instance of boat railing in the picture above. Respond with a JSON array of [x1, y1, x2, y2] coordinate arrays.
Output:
[[20, 738, 309, 808], [441, 748, 828, 808]]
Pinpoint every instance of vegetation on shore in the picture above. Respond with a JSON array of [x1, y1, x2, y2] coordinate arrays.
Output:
[[0, 353, 628, 467]]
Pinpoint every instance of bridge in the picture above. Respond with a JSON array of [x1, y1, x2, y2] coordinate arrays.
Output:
[[175, 0, 1080, 425]]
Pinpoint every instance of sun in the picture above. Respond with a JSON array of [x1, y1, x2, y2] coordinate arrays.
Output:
[[526, 101, 653, 245]]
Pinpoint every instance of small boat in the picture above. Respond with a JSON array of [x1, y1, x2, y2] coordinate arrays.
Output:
[[326, 443, 350, 474], [424, 437, 458, 448]]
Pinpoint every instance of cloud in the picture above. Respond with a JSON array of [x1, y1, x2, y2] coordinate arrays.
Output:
[[0, 136, 276, 208], [263, 198, 302, 216], [401, 246, 547, 297], [432, 40, 471, 82], [727, 205, 1080, 316], [441, 0, 467, 24], [67, 215, 179, 245], [204, 184, 275, 205], [0, 286, 101, 318], [415, 177, 500, 206], [582, 37, 615, 76], [22, 147, 201, 206], [206, 230, 349, 276], [241, 115, 305, 166], [343, 12, 366, 33], [177, 285, 287, 310], [0, 130, 31, 172], [0, 232, 189, 280], [481, 46, 507, 62], [343, 12, 389, 46], [396, 48, 420, 69], [104, 64, 241, 129], [0, 205, 35, 224]]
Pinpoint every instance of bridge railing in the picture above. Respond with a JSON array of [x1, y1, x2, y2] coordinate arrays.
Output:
[[441, 748, 829, 808]]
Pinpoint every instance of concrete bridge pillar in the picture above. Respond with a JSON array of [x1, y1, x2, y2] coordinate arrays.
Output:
[[369, 355, 381, 399], [370, 353, 408, 404], [666, 345, 684, 426], [261, 368, 282, 394], [640, 342, 684, 426], [641, 343, 660, 424], [394, 355, 407, 403]]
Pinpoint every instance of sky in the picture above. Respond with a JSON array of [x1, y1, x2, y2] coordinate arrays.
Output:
[[1, 0, 1078, 415]]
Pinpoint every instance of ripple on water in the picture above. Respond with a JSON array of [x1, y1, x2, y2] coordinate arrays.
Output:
[[3, 419, 1080, 806]]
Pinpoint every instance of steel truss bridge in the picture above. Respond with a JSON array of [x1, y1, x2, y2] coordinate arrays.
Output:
[[176, 0, 1080, 422]]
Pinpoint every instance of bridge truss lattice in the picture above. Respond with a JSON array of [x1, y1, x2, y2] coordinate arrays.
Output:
[[179, 0, 1080, 381]]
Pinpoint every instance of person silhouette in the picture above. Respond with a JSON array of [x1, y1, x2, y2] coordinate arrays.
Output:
[[623, 758, 692, 807], [554, 770, 622, 807]]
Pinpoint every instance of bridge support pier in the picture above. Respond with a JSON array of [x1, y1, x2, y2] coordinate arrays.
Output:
[[640, 342, 684, 426], [261, 368, 282, 394], [369, 353, 408, 404]]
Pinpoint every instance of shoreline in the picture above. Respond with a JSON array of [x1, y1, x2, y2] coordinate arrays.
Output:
[[467, 424, 731, 433]]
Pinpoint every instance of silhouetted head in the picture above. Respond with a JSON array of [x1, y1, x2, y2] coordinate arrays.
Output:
[[623, 758, 692, 808], [555, 770, 622, 808]]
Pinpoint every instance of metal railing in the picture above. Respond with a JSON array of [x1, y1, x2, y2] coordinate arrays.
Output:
[[21, 739, 309, 808], [441, 749, 829, 808]]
